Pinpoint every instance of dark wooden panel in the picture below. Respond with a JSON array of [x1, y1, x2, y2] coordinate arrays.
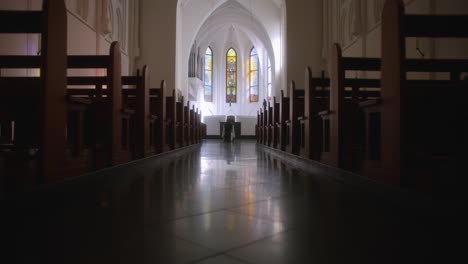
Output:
[[342, 58, 381, 71], [310, 78, 330, 87], [149, 88, 162, 96], [407, 79, 463, 88], [0, 77, 41, 97], [406, 59, 468, 72], [67, 76, 107, 85], [67, 88, 108, 96], [0, 11, 42, 33], [122, 76, 140, 85], [405, 15, 468, 38], [344, 78, 381, 88], [0, 56, 41, 68], [67, 56, 110, 68]]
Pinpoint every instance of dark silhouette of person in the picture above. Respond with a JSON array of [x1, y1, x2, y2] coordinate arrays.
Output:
[[224, 120, 233, 142]]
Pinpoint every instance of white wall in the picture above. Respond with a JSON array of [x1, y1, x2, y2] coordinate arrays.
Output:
[[137, 0, 177, 91], [237, 116, 257, 136], [204, 115, 226, 136], [286, 0, 324, 92]]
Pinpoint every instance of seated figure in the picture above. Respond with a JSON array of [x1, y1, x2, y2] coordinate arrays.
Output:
[[223, 116, 236, 142]]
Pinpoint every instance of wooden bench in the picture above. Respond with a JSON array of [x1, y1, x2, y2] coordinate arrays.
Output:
[[378, 0, 468, 192], [298, 68, 330, 161], [267, 100, 273, 147], [320, 44, 381, 172], [279, 90, 290, 151], [201, 123, 207, 140], [165, 90, 176, 150], [66, 42, 130, 169], [287, 82, 305, 155], [258, 108, 265, 145], [0, 0, 68, 187], [120, 66, 151, 158], [195, 109, 202, 143], [184, 101, 191, 146], [261, 101, 268, 145], [272, 97, 280, 149], [190, 105, 196, 144], [256, 110, 261, 144], [175, 96, 185, 148], [149, 81, 166, 154]]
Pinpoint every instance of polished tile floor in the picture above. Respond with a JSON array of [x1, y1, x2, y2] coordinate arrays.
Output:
[[5, 140, 432, 263]]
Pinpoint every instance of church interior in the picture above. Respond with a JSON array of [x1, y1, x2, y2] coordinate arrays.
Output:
[[1, 0, 465, 263]]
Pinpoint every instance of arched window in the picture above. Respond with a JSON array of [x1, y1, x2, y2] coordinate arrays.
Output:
[[226, 48, 237, 103], [204, 47, 213, 102], [249, 47, 259, 102]]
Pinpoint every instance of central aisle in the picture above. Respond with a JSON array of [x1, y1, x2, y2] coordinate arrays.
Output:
[[9, 140, 431, 264]]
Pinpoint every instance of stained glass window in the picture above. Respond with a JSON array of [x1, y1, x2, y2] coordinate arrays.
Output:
[[249, 47, 259, 102], [204, 47, 213, 102], [226, 48, 237, 103]]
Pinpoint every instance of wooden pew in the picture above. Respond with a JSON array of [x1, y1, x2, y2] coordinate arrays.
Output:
[[259, 107, 265, 145], [262, 101, 268, 145], [201, 123, 207, 140], [201, 113, 205, 142], [298, 68, 330, 161], [194, 108, 198, 143], [184, 101, 191, 146], [287, 81, 305, 155], [0, 0, 68, 186], [192, 105, 200, 144], [262, 100, 270, 146], [320, 44, 381, 172], [175, 96, 185, 148], [67, 57, 152, 162], [64, 95, 92, 175], [0, 120, 13, 147], [378, 0, 468, 191], [279, 90, 290, 151], [359, 98, 382, 178], [272, 97, 280, 149], [149, 81, 166, 154], [121, 66, 151, 158], [190, 105, 195, 144], [196, 109, 202, 143], [199, 110, 203, 142], [256, 111, 261, 144], [267, 101, 273, 147], [66, 42, 130, 169], [165, 90, 176, 150], [199, 110, 203, 143]]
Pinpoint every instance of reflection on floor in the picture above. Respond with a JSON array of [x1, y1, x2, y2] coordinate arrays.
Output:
[[6, 140, 431, 263]]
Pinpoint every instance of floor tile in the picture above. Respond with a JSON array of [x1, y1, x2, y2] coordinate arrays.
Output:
[[172, 210, 286, 251], [195, 255, 247, 264], [5, 140, 432, 264], [144, 236, 216, 264]]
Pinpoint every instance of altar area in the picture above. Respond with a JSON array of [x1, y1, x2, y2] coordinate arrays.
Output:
[[203, 115, 256, 139]]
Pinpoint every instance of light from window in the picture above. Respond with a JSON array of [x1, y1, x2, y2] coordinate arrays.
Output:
[[249, 47, 259, 102], [226, 48, 237, 103], [204, 47, 213, 102]]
